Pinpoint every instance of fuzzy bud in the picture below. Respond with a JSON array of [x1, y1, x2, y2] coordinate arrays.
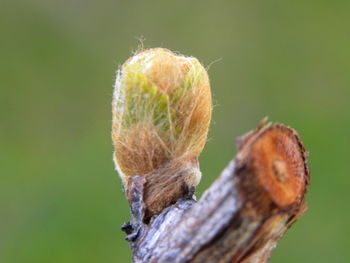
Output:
[[112, 48, 212, 216]]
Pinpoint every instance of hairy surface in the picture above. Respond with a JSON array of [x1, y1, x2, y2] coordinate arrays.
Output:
[[112, 48, 212, 186]]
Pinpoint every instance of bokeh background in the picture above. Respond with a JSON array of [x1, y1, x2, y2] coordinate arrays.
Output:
[[1, 0, 349, 262]]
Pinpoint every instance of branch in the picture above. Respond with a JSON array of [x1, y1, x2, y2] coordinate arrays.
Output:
[[121, 122, 310, 263]]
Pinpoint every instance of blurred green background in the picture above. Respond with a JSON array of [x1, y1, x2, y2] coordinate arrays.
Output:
[[1, 0, 349, 262]]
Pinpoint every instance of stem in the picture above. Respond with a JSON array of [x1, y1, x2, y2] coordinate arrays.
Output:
[[121, 122, 310, 263]]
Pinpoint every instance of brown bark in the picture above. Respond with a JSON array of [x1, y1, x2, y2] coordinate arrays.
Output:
[[121, 121, 310, 263]]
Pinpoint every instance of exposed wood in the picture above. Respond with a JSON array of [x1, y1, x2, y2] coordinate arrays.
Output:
[[121, 122, 310, 263]]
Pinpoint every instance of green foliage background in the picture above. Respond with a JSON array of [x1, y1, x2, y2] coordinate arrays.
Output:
[[1, 1, 349, 262]]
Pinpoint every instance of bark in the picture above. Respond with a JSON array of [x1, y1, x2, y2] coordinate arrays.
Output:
[[121, 122, 310, 263]]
